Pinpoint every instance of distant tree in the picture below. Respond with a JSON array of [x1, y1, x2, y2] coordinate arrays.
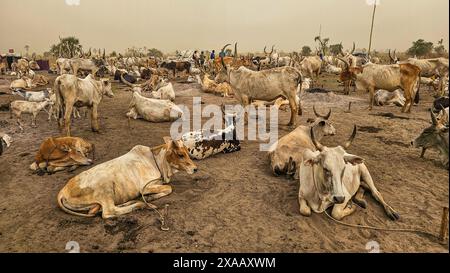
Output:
[[407, 39, 434, 57], [314, 36, 329, 55], [147, 48, 164, 58], [50, 36, 83, 58], [329, 43, 343, 56], [434, 38, 447, 56], [301, 46, 312, 56]]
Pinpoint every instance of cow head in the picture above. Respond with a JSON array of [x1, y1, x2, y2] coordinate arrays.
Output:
[[304, 125, 362, 204], [307, 106, 336, 137], [163, 137, 198, 174], [388, 49, 399, 64], [411, 110, 449, 150], [100, 78, 114, 98]]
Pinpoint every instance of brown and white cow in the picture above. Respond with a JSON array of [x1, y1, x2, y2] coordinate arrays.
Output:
[[299, 126, 400, 220], [57, 138, 198, 218], [54, 74, 114, 136], [30, 137, 94, 174], [268, 106, 336, 178]]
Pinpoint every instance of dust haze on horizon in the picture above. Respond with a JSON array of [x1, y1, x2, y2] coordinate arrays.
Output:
[[0, 0, 448, 55]]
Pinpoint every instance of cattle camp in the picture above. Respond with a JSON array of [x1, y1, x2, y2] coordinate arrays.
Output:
[[0, 0, 448, 254]]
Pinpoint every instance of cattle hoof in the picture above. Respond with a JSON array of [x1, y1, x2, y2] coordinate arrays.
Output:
[[387, 208, 400, 221], [36, 169, 46, 176]]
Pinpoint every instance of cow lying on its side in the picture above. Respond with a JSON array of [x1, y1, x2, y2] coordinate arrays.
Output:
[[299, 126, 400, 220], [374, 89, 405, 107], [126, 91, 183, 122], [182, 106, 240, 159], [30, 137, 94, 175], [57, 137, 198, 218]]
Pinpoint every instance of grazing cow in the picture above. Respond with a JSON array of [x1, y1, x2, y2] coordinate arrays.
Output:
[[30, 137, 94, 174], [0, 134, 12, 156], [268, 106, 336, 178], [374, 89, 405, 107], [151, 79, 175, 101], [160, 60, 191, 78], [217, 45, 303, 127], [182, 107, 241, 159], [57, 138, 198, 218], [339, 58, 421, 112], [432, 96, 449, 113], [10, 77, 36, 90], [126, 91, 183, 122], [54, 74, 114, 136], [411, 110, 449, 169], [10, 99, 53, 129], [12, 88, 52, 102], [299, 126, 400, 220]]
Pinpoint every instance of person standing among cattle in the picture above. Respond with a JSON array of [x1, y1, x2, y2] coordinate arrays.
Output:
[[210, 50, 216, 61]]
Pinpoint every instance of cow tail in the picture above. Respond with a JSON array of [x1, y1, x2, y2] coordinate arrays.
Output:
[[57, 190, 96, 217]]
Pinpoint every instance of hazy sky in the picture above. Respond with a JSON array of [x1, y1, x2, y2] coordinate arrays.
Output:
[[0, 0, 448, 54]]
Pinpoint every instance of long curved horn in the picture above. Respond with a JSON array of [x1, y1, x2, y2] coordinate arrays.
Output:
[[310, 127, 324, 151], [393, 49, 397, 61], [342, 125, 357, 149], [221, 54, 228, 71], [350, 42, 355, 54], [264, 46, 267, 54], [337, 57, 350, 69], [430, 109, 438, 125], [120, 73, 134, 87], [270, 45, 275, 55], [313, 105, 332, 120], [103, 49, 106, 59], [221, 44, 231, 54], [234, 42, 238, 60]]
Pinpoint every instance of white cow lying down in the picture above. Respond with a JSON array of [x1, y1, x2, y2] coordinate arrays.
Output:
[[57, 138, 198, 218], [126, 91, 183, 122], [374, 89, 405, 107]]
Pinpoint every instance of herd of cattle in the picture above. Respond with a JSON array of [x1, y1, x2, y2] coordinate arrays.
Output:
[[0, 43, 449, 224]]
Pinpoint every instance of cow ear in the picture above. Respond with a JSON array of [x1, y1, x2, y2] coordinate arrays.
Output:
[[344, 154, 364, 165]]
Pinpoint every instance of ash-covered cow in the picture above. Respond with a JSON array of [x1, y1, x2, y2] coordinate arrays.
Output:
[[374, 89, 406, 107], [299, 126, 400, 220], [126, 91, 183, 122], [181, 106, 240, 160], [30, 137, 95, 175], [57, 137, 198, 218]]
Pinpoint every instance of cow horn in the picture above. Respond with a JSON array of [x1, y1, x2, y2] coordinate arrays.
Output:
[[264, 46, 267, 54], [393, 49, 397, 61], [313, 105, 331, 120], [337, 57, 350, 69], [103, 49, 106, 59], [221, 54, 228, 71], [350, 42, 355, 54], [221, 44, 231, 54], [120, 73, 134, 87], [234, 43, 238, 60], [388, 49, 395, 63], [310, 127, 324, 151], [342, 125, 357, 149], [430, 109, 438, 125], [270, 45, 275, 55]]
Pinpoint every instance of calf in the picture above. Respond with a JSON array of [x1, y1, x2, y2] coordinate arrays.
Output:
[[151, 79, 175, 101], [30, 137, 94, 174], [374, 89, 405, 107], [198, 73, 233, 97], [411, 110, 449, 169], [299, 126, 399, 220], [126, 91, 183, 122], [57, 138, 197, 218], [10, 99, 53, 130]]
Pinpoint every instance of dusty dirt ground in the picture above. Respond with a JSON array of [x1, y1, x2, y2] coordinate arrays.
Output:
[[0, 71, 448, 253]]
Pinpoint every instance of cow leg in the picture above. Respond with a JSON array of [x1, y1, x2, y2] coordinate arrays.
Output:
[[101, 199, 146, 219], [31, 113, 37, 127], [359, 164, 400, 221], [368, 87, 375, 110], [287, 96, 297, 128], [352, 187, 367, 209], [91, 104, 99, 132], [64, 102, 74, 136], [298, 197, 311, 216], [331, 199, 357, 220], [142, 184, 173, 201]]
